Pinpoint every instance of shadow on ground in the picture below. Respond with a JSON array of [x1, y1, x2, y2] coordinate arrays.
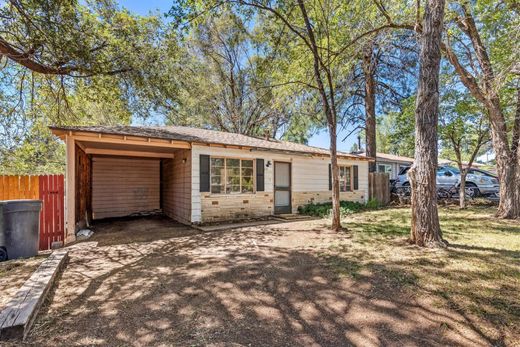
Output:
[[13, 215, 518, 347]]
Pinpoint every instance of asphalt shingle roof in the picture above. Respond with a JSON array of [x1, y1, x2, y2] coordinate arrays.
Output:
[[50, 125, 371, 160]]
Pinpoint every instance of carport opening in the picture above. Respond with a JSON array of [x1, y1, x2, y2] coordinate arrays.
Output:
[[75, 144, 191, 230]]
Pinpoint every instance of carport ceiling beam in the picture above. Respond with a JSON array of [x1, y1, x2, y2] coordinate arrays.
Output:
[[84, 148, 175, 159], [69, 133, 191, 149]]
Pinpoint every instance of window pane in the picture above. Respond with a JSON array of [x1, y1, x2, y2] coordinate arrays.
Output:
[[227, 175, 240, 186], [212, 158, 224, 166], [224, 158, 241, 194], [210, 158, 225, 194], [226, 158, 240, 168], [242, 160, 253, 168], [242, 176, 253, 193], [241, 167, 253, 177], [227, 167, 240, 176]]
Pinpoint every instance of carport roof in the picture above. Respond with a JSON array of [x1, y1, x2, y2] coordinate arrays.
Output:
[[50, 125, 373, 160]]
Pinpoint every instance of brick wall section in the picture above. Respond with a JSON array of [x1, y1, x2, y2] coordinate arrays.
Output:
[[162, 149, 192, 225], [201, 193, 273, 222], [201, 191, 365, 222]]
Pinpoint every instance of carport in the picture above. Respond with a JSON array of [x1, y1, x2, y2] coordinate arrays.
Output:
[[50, 127, 193, 243]]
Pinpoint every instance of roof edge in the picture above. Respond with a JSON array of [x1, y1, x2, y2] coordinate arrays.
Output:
[[49, 125, 374, 161]]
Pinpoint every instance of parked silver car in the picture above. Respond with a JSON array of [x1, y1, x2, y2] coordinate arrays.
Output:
[[394, 166, 499, 196]]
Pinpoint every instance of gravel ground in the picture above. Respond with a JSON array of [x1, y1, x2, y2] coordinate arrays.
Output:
[[8, 214, 508, 347]]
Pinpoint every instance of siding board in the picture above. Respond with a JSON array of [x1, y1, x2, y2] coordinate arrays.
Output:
[[162, 149, 191, 225], [92, 157, 160, 219]]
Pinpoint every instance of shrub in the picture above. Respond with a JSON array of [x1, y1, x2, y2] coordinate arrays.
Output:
[[366, 198, 380, 209], [297, 200, 376, 218]]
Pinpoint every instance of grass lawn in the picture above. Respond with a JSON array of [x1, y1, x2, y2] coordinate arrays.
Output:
[[321, 206, 519, 346]]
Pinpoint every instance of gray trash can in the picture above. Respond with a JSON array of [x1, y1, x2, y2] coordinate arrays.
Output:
[[1, 200, 42, 260], [0, 202, 7, 261]]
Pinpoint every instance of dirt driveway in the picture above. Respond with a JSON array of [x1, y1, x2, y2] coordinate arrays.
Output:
[[19, 215, 495, 346]]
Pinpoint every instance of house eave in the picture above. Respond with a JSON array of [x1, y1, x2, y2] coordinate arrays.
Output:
[[49, 126, 373, 161]]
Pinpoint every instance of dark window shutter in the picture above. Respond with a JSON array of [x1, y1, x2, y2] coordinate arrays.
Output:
[[256, 159, 265, 192], [200, 154, 210, 192], [328, 163, 332, 190], [353, 165, 359, 190]]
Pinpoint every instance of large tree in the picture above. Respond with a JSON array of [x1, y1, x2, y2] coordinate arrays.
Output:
[[441, 2, 520, 218], [154, 9, 293, 136], [358, 33, 418, 172], [367, 0, 519, 219], [408, 0, 446, 247], [0, 0, 169, 173]]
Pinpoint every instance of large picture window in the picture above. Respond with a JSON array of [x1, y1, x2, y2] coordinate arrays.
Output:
[[339, 166, 352, 192], [210, 158, 254, 194]]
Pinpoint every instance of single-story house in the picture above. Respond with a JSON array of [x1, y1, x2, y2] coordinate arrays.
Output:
[[50, 125, 373, 243]]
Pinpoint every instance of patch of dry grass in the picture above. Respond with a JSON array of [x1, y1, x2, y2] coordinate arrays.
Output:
[[320, 206, 520, 346]]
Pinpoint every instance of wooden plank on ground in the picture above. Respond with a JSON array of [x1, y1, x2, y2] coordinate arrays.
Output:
[[0, 250, 68, 341]]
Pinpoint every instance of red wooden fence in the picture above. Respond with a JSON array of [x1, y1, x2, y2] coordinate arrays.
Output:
[[38, 175, 65, 250], [0, 175, 64, 251]]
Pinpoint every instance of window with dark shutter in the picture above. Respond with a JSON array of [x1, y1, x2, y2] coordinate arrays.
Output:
[[353, 165, 359, 190], [200, 154, 210, 192], [256, 159, 265, 192]]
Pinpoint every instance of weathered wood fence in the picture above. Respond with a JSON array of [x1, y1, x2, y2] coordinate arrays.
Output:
[[0, 175, 64, 251], [369, 172, 391, 205]]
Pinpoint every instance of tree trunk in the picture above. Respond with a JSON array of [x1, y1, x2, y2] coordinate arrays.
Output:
[[488, 101, 520, 219], [409, 0, 446, 247], [329, 122, 342, 231], [459, 170, 467, 209], [296, 0, 342, 230], [363, 41, 377, 172]]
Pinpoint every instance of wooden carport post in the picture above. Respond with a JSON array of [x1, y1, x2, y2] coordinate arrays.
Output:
[[64, 135, 76, 243]]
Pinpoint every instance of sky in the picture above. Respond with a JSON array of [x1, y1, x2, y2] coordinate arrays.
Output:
[[118, 0, 359, 152]]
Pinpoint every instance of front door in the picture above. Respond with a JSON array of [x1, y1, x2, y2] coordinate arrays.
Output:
[[274, 162, 291, 214]]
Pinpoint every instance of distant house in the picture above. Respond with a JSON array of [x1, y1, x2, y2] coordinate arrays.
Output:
[[358, 152, 414, 180], [359, 152, 488, 180], [50, 125, 373, 243]]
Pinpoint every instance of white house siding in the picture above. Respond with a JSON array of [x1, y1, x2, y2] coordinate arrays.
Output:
[[191, 145, 369, 223]]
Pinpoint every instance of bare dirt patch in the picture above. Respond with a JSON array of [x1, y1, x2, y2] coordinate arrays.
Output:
[[0, 255, 47, 309], [12, 210, 519, 347]]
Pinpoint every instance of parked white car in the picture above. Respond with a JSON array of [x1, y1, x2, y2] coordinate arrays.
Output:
[[394, 166, 499, 197]]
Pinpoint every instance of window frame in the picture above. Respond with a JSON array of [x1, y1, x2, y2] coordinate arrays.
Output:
[[209, 156, 256, 195], [339, 165, 353, 192], [378, 164, 392, 174]]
